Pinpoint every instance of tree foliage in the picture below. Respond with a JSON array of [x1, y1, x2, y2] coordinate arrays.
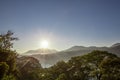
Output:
[[38, 50, 120, 80], [0, 30, 18, 50], [100, 58, 120, 80], [0, 31, 19, 80]]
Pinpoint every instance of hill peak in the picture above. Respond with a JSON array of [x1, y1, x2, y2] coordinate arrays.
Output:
[[66, 46, 86, 51], [111, 43, 120, 47]]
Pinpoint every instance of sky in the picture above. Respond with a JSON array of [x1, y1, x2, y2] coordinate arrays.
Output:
[[0, 0, 120, 53]]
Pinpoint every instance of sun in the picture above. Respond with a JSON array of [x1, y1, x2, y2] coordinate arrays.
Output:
[[40, 40, 49, 49]]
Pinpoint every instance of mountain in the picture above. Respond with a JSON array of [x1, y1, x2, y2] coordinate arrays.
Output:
[[110, 43, 120, 47], [66, 46, 108, 51], [24, 48, 57, 55], [66, 46, 86, 51], [22, 43, 120, 67], [17, 56, 42, 69], [109, 43, 120, 55], [16, 56, 42, 79]]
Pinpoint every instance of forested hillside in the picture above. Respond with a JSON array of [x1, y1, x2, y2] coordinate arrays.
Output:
[[0, 31, 120, 80]]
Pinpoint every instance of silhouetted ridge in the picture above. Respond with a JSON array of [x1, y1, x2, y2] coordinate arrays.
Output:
[[66, 46, 86, 51], [111, 43, 120, 47]]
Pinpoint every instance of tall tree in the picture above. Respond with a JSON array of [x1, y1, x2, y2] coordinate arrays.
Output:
[[0, 30, 19, 80], [0, 30, 18, 50]]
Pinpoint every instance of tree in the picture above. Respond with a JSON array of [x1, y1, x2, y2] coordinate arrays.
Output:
[[0, 31, 19, 80], [67, 50, 118, 80], [81, 50, 117, 80], [0, 30, 18, 50], [56, 73, 67, 80], [100, 58, 120, 80], [68, 56, 90, 80], [48, 61, 69, 80], [0, 62, 9, 80]]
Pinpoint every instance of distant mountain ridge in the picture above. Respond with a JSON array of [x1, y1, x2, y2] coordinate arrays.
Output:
[[24, 48, 57, 55], [22, 43, 120, 67], [111, 43, 120, 47]]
